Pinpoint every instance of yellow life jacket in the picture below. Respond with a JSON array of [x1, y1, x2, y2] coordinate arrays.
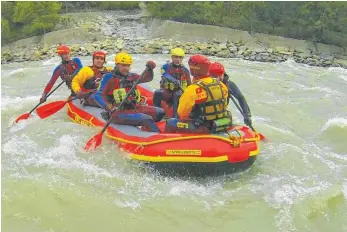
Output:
[[194, 79, 228, 121]]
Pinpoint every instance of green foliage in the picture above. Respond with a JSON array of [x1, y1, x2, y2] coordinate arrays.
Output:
[[2, 1, 62, 44], [146, 1, 347, 47], [59, 1, 140, 13], [1, 1, 140, 44]]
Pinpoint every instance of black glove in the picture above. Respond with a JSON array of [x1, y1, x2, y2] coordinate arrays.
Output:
[[40, 93, 47, 103], [244, 116, 252, 127], [173, 79, 180, 89], [101, 111, 111, 121]]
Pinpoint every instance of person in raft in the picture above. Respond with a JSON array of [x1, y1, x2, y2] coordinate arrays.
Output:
[[209, 62, 253, 128], [71, 51, 113, 107], [40, 44, 83, 103], [94, 52, 165, 132], [165, 54, 232, 134], [152, 48, 191, 118]]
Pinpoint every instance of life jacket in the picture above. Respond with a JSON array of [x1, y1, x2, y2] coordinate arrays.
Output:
[[162, 63, 189, 91], [82, 66, 108, 91], [191, 78, 228, 121], [107, 71, 142, 107], [61, 60, 78, 88]]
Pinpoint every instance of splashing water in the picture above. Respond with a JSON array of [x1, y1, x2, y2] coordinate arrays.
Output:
[[2, 55, 347, 231]]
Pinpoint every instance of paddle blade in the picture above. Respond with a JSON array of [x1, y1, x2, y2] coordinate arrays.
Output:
[[15, 112, 31, 123], [36, 100, 67, 119], [258, 133, 268, 142], [84, 132, 103, 152]]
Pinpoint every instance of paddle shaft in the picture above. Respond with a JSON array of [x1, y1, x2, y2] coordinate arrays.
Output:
[[29, 80, 66, 114], [67, 89, 97, 103], [101, 67, 149, 134], [229, 91, 256, 132]]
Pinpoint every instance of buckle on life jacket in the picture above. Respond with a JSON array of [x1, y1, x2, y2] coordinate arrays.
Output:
[[211, 117, 233, 133]]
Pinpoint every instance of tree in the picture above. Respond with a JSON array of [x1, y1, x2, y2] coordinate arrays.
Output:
[[232, 2, 267, 34]]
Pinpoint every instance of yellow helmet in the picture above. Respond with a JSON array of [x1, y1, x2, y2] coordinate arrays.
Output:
[[170, 48, 185, 57], [114, 52, 133, 65]]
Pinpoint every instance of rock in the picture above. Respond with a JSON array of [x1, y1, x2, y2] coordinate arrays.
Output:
[[29, 51, 41, 61], [143, 47, 156, 54], [243, 48, 253, 56], [115, 38, 124, 49], [275, 46, 292, 55], [218, 43, 228, 50], [254, 48, 266, 53], [216, 50, 231, 58], [267, 48, 274, 53], [238, 46, 247, 53], [228, 46, 238, 53], [255, 55, 262, 61]]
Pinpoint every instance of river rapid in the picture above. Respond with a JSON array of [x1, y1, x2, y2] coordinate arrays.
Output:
[[1, 55, 347, 231]]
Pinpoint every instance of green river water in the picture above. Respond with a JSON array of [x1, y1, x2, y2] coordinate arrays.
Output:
[[1, 55, 347, 232]]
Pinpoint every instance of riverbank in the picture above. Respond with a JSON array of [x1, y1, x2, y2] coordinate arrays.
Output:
[[1, 10, 347, 68]]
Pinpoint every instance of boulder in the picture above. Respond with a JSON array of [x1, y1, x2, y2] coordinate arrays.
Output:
[[228, 46, 238, 53], [216, 50, 231, 58]]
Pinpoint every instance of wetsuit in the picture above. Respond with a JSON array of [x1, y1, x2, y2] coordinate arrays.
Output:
[[71, 65, 113, 107], [153, 62, 191, 118], [94, 68, 165, 132], [222, 74, 252, 125], [42, 58, 83, 96]]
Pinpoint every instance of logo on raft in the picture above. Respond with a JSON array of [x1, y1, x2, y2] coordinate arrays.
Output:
[[74, 114, 94, 127], [166, 150, 202, 156]]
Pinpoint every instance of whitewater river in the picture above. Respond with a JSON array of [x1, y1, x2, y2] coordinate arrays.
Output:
[[2, 55, 347, 231]]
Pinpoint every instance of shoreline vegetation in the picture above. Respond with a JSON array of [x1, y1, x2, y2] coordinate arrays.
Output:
[[1, 2, 347, 68]]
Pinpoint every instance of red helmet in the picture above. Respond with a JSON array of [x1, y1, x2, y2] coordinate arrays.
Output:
[[209, 62, 225, 77], [188, 54, 211, 78], [56, 45, 70, 55], [93, 50, 106, 60]]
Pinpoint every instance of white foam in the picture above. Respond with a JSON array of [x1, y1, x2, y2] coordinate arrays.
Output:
[[1, 96, 39, 110], [8, 68, 25, 76], [338, 75, 347, 82], [321, 117, 347, 132], [288, 82, 341, 96]]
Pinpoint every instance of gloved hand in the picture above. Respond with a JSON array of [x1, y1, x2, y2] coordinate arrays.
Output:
[[62, 75, 72, 82], [106, 103, 114, 111], [244, 116, 252, 128], [113, 88, 127, 104], [146, 60, 156, 70], [172, 79, 180, 89], [76, 91, 86, 99], [94, 78, 101, 89], [40, 93, 47, 103], [101, 111, 111, 121]]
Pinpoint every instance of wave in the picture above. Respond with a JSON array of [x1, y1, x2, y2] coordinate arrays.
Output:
[[8, 68, 25, 76], [321, 117, 347, 132]]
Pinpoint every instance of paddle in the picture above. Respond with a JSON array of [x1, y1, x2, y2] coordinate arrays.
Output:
[[229, 92, 267, 141], [84, 67, 149, 152], [36, 90, 96, 119], [15, 80, 65, 123]]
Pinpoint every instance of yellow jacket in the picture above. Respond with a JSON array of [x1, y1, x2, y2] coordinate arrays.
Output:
[[71, 66, 112, 93], [177, 77, 229, 120]]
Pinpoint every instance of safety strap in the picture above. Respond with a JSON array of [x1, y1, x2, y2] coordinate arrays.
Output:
[[196, 79, 226, 120]]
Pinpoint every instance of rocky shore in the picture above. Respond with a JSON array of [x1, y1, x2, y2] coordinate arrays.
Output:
[[1, 10, 346, 68]]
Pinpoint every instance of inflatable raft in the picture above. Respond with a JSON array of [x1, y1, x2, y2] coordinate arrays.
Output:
[[66, 84, 261, 175]]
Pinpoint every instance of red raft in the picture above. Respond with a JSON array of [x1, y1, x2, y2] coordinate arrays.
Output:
[[67, 84, 261, 175]]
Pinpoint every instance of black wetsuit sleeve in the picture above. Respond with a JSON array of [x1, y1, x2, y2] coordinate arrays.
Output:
[[228, 80, 252, 117]]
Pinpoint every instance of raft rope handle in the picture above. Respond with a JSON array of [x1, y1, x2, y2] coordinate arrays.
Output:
[[67, 102, 261, 147], [107, 129, 261, 147]]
